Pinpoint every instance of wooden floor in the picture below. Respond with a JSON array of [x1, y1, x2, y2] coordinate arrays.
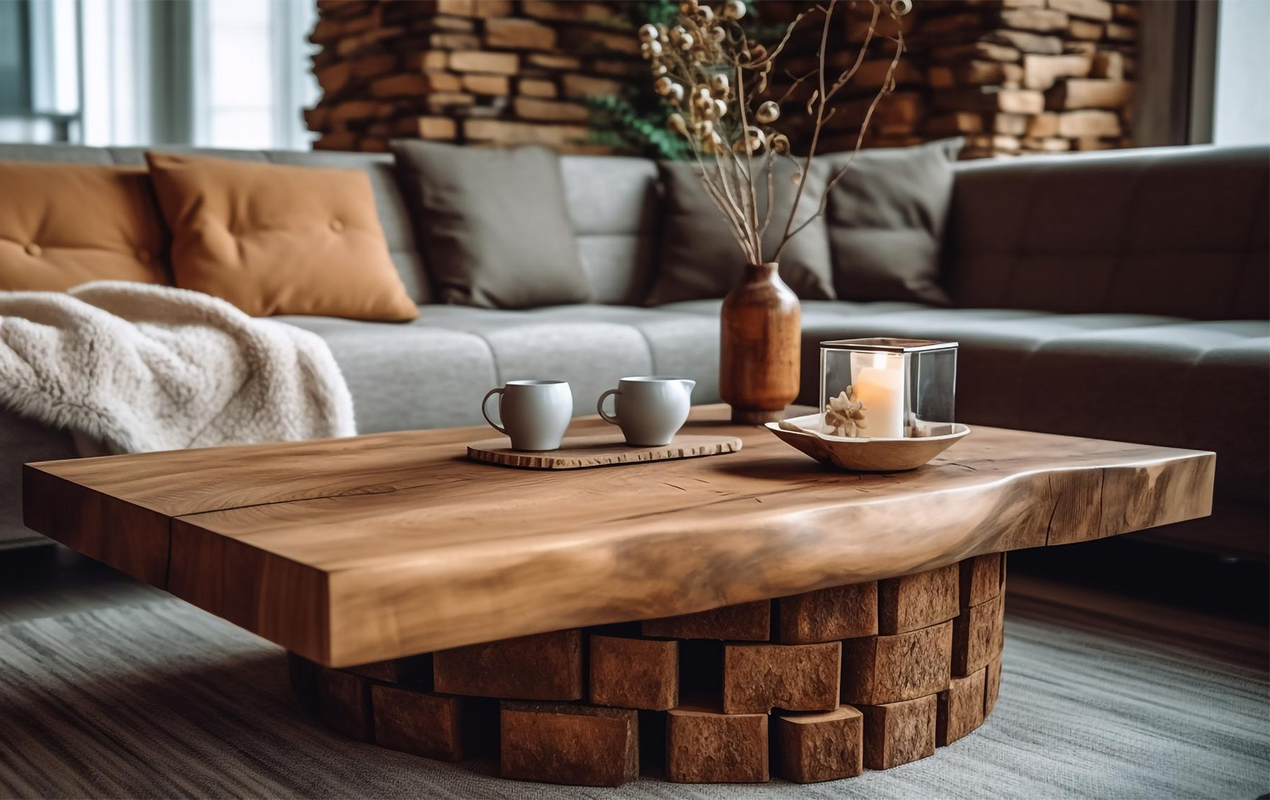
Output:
[[1, 537, 1265, 671]]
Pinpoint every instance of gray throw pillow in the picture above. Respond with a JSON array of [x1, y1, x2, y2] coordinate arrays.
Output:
[[646, 158, 836, 305], [823, 138, 963, 305], [391, 140, 592, 309]]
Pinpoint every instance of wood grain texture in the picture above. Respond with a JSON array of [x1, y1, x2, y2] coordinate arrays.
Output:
[[959, 553, 1002, 608], [936, 667, 987, 746], [317, 667, 372, 742], [499, 701, 639, 787], [433, 630, 582, 701], [719, 263, 801, 424], [589, 635, 678, 711], [666, 705, 769, 784], [778, 582, 878, 644], [985, 654, 1002, 717], [467, 434, 742, 470], [878, 564, 960, 635], [860, 695, 937, 770], [22, 468, 170, 586], [841, 621, 953, 705], [372, 686, 495, 762], [774, 706, 864, 783], [22, 405, 1215, 666], [952, 594, 1005, 677], [642, 600, 771, 641], [722, 642, 841, 714]]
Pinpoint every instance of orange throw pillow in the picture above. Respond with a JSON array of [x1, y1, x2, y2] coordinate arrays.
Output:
[[145, 152, 418, 321], [0, 161, 170, 291]]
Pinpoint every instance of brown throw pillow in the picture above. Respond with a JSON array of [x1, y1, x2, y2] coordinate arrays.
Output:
[[0, 161, 170, 291], [391, 140, 592, 309], [823, 138, 964, 305], [145, 152, 418, 321], [646, 158, 836, 306]]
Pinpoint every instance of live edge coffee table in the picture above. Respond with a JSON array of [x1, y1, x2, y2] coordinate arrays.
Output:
[[24, 405, 1214, 786]]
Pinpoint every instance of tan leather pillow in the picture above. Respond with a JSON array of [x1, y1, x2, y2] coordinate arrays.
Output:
[[0, 161, 170, 291], [145, 152, 418, 321]]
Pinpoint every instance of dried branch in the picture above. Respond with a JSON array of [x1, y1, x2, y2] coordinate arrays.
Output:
[[641, 0, 908, 266], [773, 0, 838, 263]]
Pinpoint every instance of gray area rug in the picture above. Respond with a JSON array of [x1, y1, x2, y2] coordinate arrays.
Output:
[[0, 596, 1266, 800]]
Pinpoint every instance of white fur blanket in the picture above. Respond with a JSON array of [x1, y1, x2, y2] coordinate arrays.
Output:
[[0, 281, 355, 454]]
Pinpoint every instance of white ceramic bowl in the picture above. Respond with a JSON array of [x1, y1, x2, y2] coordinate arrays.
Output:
[[765, 413, 971, 472]]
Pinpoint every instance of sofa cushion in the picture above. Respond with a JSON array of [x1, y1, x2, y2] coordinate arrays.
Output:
[[276, 315, 498, 433], [646, 158, 837, 305], [392, 140, 591, 309], [0, 161, 170, 291], [281, 305, 723, 432], [561, 156, 659, 305], [822, 139, 961, 305], [948, 145, 1270, 320], [146, 151, 418, 321], [106, 146, 431, 304], [263, 150, 431, 304], [405, 306, 658, 416]]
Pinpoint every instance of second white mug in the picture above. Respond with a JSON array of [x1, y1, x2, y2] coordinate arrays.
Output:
[[482, 380, 573, 451], [597, 376, 696, 447]]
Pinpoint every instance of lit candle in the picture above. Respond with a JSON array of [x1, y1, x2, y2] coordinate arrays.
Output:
[[854, 356, 905, 438]]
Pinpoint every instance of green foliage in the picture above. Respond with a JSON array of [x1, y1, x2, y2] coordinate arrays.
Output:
[[586, 1, 783, 159], [585, 94, 694, 161], [627, 0, 684, 28]]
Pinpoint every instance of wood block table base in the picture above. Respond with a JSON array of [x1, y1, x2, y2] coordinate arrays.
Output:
[[291, 557, 1008, 787]]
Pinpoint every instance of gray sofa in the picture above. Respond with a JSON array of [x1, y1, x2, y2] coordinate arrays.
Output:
[[1, 142, 1266, 559]]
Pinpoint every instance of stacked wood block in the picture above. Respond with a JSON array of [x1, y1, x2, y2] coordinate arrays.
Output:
[[760, 0, 1138, 158], [915, 0, 1139, 157], [305, 1, 1136, 160], [305, 0, 639, 152], [292, 556, 1008, 787], [758, 1, 929, 154]]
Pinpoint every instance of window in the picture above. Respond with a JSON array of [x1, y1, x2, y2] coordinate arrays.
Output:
[[1212, 0, 1270, 145], [0, 0, 318, 149], [0, 0, 81, 143], [192, 0, 318, 150]]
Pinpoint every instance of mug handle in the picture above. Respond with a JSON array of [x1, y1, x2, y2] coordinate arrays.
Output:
[[597, 389, 620, 425], [481, 388, 508, 435]]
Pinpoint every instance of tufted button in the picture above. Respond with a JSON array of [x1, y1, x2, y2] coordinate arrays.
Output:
[[25, 243, 41, 257], [330, 219, 345, 233]]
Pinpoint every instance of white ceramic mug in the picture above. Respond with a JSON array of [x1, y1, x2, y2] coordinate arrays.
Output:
[[597, 376, 696, 447], [482, 380, 573, 451]]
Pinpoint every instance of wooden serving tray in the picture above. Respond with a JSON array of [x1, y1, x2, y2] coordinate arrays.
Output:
[[467, 433, 743, 470]]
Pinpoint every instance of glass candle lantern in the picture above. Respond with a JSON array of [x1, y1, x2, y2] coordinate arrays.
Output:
[[818, 339, 958, 438]]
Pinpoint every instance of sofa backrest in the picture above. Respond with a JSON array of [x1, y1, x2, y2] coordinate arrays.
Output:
[[560, 155, 659, 306], [0, 142, 662, 307], [0, 142, 432, 304], [947, 145, 1270, 320]]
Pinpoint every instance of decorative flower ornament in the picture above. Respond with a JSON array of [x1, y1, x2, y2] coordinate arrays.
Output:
[[825, 387, 867, 437], [638, 0, 908, 267]]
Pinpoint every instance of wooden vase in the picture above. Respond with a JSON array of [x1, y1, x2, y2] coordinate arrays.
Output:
[[719, 262, 801, 424]]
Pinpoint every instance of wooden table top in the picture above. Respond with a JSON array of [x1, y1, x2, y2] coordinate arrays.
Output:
[[23, 405, 1214, 667]]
